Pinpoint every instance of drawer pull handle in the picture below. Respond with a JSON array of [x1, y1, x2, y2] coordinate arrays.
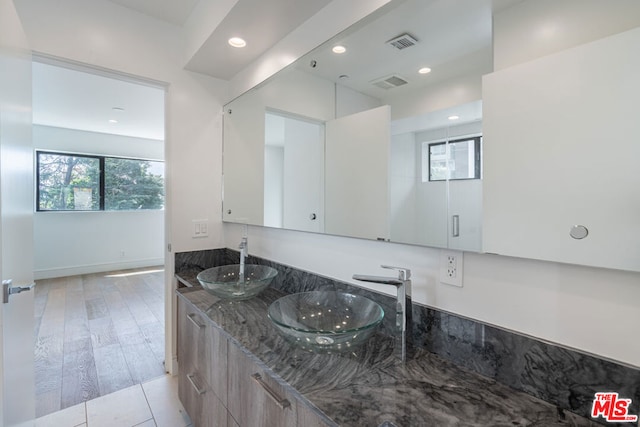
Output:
[[187, 374, 206, 395], [251, 373, 291, 409], [187, 313, 205, 329]]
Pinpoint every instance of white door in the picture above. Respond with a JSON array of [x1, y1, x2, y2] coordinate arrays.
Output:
[[325, 105, 391, 240], [282, 116, 324, 233], [0, 1, 36, 425]]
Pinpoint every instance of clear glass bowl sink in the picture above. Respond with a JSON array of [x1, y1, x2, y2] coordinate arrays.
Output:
[[268, 291, 384, 353], [197, 264, 277, 300]]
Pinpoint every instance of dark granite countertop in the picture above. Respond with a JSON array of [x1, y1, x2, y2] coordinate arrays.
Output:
[[175, 272, 598, 427]]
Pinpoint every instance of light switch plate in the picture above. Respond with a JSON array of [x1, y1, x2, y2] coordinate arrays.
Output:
[[192, 219, 209, 238]]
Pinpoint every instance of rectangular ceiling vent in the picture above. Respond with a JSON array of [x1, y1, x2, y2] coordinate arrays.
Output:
[[371, 75, 409, 90], [386, 33, 418, 50]]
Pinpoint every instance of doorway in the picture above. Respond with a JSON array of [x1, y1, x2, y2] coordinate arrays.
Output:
[[31, 59, 167, 417]]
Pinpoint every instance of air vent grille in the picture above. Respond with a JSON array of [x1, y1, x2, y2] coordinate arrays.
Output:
[[371, 75, 409, 90], [386, 33, 418, 50]]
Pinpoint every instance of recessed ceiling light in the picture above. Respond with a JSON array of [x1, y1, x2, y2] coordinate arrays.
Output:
[[448, 115, 460, 121], [109, 119, 118, 123], [228, 37, 247, 48], [332, 45, 346, 54], [418, 67, 432, 74]]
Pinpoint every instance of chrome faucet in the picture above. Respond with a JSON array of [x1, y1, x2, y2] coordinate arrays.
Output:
[[353, 265, 412, 362], [238, 236, 248, 281]]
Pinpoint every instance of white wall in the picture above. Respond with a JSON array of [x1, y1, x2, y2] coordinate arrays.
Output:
[[335, 84, 383, 118], [34, 211, 164, 279], [387, 73, 483, 122], [493, 0, 640, 70], [33, 125, 165, 278], [224, 1, 640, 368]]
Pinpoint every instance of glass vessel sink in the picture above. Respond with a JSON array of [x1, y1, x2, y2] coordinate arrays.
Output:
[[197, 264, 277, 300], [268, 291, 384, 353]]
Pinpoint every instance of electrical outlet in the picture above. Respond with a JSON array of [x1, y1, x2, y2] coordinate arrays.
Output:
[[440, 250, 463, 287]]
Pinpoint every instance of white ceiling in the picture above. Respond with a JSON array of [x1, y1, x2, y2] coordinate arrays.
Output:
[[33, 62, 165, 141], [184, 0, 332, 79], [106, 0, 332, 80], [107, 0, 199, 26], [295, 0, 515, 101]]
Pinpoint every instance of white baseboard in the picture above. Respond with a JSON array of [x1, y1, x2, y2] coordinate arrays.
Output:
[[34, 258, 164, 280]]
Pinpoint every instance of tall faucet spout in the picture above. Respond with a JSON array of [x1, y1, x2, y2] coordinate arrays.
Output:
[[238, 236, 248, 281], [353, 265, 412, 362]]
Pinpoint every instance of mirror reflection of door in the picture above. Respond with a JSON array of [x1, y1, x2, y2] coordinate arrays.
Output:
[[264, 111, 325, 233], [389, 101, 483, 252], [325, 105, 390, 240]]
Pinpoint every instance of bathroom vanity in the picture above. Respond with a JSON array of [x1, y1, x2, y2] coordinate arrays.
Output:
[[177, 291, 329, 427], [175, 258, 605, 426]]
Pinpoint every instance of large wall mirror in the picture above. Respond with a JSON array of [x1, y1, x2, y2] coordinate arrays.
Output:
[[223, 0, 640, 272]]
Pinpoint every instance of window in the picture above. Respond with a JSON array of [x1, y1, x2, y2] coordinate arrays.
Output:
[[37, 151, 164, 211], [425, 137, 481, 181]]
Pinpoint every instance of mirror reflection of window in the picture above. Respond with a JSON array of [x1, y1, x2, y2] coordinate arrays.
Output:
[[425, 137, 482, 182]]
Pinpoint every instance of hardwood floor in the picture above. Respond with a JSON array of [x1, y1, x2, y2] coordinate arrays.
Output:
[[34, 267, 166, 418]]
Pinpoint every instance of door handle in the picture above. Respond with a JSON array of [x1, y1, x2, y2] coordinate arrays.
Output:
[[3, 279, 35, 304], [452, 215, 460, 237]]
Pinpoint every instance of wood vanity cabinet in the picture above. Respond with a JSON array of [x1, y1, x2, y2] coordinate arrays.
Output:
[[178, 295, 332, 427], [177, 298, 229, 426]]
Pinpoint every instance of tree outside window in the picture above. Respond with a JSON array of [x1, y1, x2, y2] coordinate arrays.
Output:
[[37, 151, 164, 211], [38, 153, 100, 210], [105, 158, 164, 210]]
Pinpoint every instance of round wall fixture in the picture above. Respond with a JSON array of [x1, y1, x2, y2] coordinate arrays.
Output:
[[570, 225, 589, 239]]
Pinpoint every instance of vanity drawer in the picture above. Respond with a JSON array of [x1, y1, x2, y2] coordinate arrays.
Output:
[[227, 344, 297, 427], [178, 299, 212, 382], [178, 297, 229, 425], [178, 370, 228, 427]]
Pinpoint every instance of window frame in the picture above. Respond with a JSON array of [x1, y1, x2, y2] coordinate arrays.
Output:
[[427, 136, 482, 182], [36, 150, 164, 212]]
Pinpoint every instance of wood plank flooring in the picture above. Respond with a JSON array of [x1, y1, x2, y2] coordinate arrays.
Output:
[[34, 267, 166, 418]]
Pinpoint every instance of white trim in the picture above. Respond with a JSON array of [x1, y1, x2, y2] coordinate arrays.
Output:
[[33, 258, 164, 280], [32, 51, 169, 90]]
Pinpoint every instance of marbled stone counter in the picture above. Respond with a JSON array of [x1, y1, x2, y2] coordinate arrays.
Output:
[[176, 284, 599, 426]]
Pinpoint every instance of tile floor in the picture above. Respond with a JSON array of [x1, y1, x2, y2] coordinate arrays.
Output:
[[35, 374, 192, 427]]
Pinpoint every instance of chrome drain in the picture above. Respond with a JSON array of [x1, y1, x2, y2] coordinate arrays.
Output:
[[315, 336, 335, 345]]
